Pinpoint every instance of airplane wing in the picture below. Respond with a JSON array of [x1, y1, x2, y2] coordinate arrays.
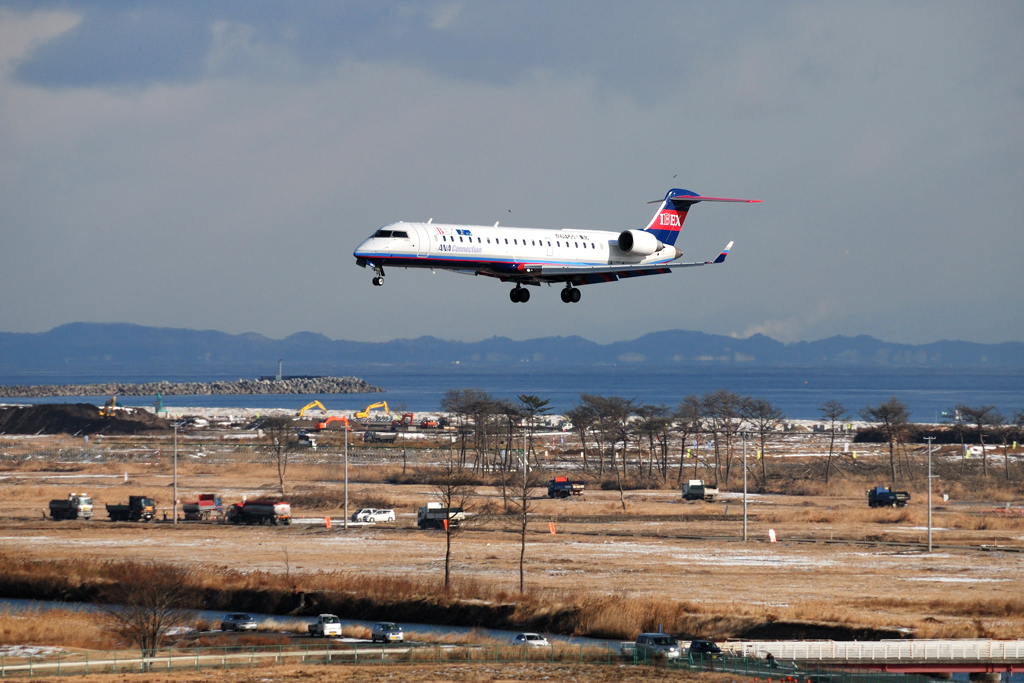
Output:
[[500, 242, 734, 285]]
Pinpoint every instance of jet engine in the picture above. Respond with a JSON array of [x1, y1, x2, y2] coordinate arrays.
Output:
[[617, 230, 664, 255]]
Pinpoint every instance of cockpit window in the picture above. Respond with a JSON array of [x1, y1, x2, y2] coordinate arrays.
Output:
[[374, 229, 393, 238], [392, 231, 409, 238]]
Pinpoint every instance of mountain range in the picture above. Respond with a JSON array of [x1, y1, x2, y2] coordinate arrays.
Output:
[[0, 323, 1022, 377]]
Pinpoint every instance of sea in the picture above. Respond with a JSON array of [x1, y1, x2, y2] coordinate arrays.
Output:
[[2, 366, 1023, 422]]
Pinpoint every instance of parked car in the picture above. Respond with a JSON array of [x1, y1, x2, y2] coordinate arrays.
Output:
[[513, 633, 550, 647], [634, 633, 681, 660], [371, 622, 404, 643], [220, 613, 258, 631], [310, 614, 342, 638], [351, 508, 396, 523]]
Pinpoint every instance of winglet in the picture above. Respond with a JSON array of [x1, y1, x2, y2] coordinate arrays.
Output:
[[713, 241, 734, 264]]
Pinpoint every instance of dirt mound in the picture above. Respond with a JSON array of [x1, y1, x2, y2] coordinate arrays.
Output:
[[0, 403, 171, 435]]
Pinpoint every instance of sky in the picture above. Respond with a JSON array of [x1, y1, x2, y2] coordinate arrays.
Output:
[[0, 1, 1022, 345]]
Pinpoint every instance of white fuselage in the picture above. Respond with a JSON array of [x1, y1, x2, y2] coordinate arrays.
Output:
[[353, 221, 680, 274]]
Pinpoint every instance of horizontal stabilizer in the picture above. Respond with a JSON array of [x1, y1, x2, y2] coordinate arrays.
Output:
[[648, 195, 761, 204], [713, 241, 734, 264]]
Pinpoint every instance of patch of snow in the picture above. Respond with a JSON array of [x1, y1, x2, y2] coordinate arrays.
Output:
[[0, 645, 64, 657]]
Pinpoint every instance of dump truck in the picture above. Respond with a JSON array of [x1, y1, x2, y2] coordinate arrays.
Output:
[[227, 498, 292, 525], [682, 479, 718, 502], [547, 476, 585, 498], [363, 431, 397, 443], [417, 502, 465, 530], [867, 486, 911, 508], [106, 496, 156, 522], [183, 493, 223, 521], [49, 493, 94, 520]]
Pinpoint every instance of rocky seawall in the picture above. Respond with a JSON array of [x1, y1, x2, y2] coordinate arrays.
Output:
[[0, 376, 384, 398]]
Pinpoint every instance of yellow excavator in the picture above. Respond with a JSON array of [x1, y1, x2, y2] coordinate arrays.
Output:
[[355, 401, 390, 419], [297, 400, 328, 418], [99, 397, 117, 417]]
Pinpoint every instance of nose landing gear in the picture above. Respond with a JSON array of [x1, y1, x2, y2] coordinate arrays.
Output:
[[560, 286, 581, 303], [510, 286, 530, 303], [371, 266, 385, 287]]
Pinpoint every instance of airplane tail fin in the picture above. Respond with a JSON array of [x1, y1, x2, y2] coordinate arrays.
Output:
[[643, 189, 761, 247]]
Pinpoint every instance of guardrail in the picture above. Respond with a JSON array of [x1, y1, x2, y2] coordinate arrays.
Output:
[[727, 640, 1024, 663], [0, 643, 930, 681]]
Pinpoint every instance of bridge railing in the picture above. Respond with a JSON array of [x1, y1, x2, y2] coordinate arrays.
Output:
[[726, 640, 1024, 662]]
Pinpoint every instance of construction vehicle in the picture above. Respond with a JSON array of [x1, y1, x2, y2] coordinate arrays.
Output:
[[49, 493, 94, 520], [419, 418, 439, 429], [182, 493, 223, 521], [227, 498, 291, 525], [316, 415, 351, 431], [867, 486, 911, 508], [296, 430, 318, 449], [297, 401, 328, 418], [106, 496, 156, 522], [682, 479, 718, 501], [394, 412, 414, 428], [355, 401, 390, 420], [417, 502, 465, 530], [547, 476, 585, 498], [99, 397, 118, 417], [363, 431, 398, 443], [154, 393, 168, 418]]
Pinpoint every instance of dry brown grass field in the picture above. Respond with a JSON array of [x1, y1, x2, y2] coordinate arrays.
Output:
[[19, 663, 739, 683], [1, 429, 1023, 646]]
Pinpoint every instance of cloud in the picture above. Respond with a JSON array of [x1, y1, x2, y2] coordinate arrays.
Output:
[[0, 3, 1022, 346]]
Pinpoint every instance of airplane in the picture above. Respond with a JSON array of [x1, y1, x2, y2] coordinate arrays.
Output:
[[353, 188, 760, 303]]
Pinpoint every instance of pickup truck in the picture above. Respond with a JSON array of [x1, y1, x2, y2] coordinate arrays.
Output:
[[867, 486, 911, 508], [310, 614, 342, 638], [547, 477, 585, 498], [683, 479, 719, 502]]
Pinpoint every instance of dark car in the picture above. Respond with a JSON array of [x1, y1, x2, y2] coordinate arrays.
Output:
[[689, 640, 723, 658]]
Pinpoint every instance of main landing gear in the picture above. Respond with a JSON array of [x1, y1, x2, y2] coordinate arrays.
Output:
[[371, 265, 385, 287], [560, 285, 581, 304], [510, 286, 530, 303]]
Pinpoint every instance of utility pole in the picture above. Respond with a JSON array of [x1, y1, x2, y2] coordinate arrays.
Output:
[[925, 436, 935, 552], [742, 431, 748, 542], [173, 423, 178, 526], [344, 416, 349, 530]]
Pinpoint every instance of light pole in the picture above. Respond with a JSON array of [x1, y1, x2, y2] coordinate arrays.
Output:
[[925, 435, 935, 552], [742, 431, 748, 542], [173, 423, 178, 526], [344, 417, 349, 530]]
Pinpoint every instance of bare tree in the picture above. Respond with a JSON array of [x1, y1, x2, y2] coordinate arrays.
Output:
[[819, 400, 847, 483], [99, 562, 197, 660], [564, 402, 597, 472], [674, 395, 703, 483], [430, 450, 476, 590], [703, 390, 745, 485], [744, 397, 785, 488], [518, 394, 551, 467], [260, 416, 294, 496], [493, 398, 522, 511], [861, 397, 911, 486], [635, 404, 671, 481], [510, 454, 542, 593], [956, 404, 1000, 477]]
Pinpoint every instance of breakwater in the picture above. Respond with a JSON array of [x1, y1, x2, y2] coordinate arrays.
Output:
[[0, 376, 384, 398]]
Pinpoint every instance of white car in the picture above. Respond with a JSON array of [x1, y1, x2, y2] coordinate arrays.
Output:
[[354, 508, 395, 523], [513, 633, 550, 647]]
